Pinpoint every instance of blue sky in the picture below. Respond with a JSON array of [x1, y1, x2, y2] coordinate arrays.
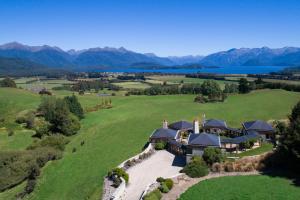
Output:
[[0, 0, 300, 56]]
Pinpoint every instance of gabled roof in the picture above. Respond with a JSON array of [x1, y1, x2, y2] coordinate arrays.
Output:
[[242, 120, 274, 132], [169, 120, 193, 131], [221, 131, 261, 144], [188, 133, 220, 147], [204, 119, 227, 129], [150, 128, 178, 140]]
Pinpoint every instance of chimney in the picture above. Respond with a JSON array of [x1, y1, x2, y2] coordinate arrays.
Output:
[[193, 119, 199, 134], [202, 113, 206, 127], [163, 120, 168, 129]]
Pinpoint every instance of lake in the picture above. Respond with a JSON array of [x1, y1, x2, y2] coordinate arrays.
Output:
[[95, 65, 287, 74]]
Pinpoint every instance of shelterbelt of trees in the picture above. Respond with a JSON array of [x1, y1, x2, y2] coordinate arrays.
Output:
[[0, 80, 85, 197]]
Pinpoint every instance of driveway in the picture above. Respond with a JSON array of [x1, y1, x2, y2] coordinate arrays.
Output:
[[124, 150, 185, 200]]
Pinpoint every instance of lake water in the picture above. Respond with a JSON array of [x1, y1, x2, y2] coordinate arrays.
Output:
[[95, 65, 287, 74]]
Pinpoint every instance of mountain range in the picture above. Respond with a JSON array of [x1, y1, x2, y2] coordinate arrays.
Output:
[[0, 42, 300, 72]]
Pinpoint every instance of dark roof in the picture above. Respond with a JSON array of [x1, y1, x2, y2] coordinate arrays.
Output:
[[169, 121, 193, 131], [188, 133, 220, 147], [169, 140, 183, 147], [150, 128, 178, 140], [221, 131, 261, 144], [226, 127, 242, 133], [204, 119, 227, 129], [243, 120, 274, 132]]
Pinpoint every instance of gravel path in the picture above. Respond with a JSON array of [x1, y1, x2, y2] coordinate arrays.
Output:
[[162, 171, 260, 200], [124, 150, 184, 200]]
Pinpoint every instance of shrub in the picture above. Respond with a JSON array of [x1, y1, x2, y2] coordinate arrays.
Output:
[[211, 162, 223, 172], [27, 135, 70, 151], [154, 142, 166, 150], [203, 147, 224, 166], [159, 182, 169, 193], [80, 140, 85, 146], [164, 179, 173, 190], [224, 162, 235, 172], [181, 157, 209, 178], [34, 118, 50, 138], [108, 168, 129, 183], [16, 110, 36, 129], [143, 189, 162, 200], [72, 147, 77, 153], [156, 177, 165, 183], [7, 129, 14, 137]]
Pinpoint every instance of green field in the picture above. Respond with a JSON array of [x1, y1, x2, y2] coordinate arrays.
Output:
[[146, 75, 235, 89], [16, 79, 74, 90], [112, 81, 151, 89], [238, 143, 274, 157], [0, 129, 35, 151], [179, 175, 300, 200], [1, 88, 300, 199]]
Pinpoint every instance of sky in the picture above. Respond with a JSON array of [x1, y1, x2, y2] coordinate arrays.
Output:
[[0, 0, 300, 56]]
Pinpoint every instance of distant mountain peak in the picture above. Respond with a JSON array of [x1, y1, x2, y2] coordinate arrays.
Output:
[[0, 42, 64, 52]]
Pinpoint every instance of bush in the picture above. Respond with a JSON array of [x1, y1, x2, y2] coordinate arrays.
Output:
[[16, 110, 36, 129], [108, 168, 129, 183], [159, 182, 169, 193], [7, 129, 14, 137], [156, 177, 165, 183], [181, 157, 209, 178], [164, 179, 173, 190], [203, 147, 224, 166], [34, 118, 50, 138], [143, 189, 162, 200], [27, 135, 70, 151], [154, 142, 166, 150], [72, 147, 77, 153]]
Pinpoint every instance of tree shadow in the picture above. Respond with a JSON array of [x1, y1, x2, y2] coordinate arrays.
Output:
[[260, 169, 300, 187]]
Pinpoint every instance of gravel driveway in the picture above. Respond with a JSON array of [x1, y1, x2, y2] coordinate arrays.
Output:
[[124, 150, 185, 200]]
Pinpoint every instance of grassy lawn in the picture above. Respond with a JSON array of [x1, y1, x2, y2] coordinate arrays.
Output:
[[0, 129, 35, 151], [179, 175, 300, 200], [0, 88, 299, 199], [238, 143, 274, 157], [0, 88, 40, 128], [112, 81, 151, 89]]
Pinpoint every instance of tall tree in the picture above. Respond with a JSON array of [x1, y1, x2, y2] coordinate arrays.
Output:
[[278, 101, 300, 170], [0, 77, 16, 88], [238, 78, 250, 93], [64, 95, 84, 119]]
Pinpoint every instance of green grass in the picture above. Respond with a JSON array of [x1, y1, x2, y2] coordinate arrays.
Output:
[[0, 88, 300, 199], [146, 75, 235, 89], [179, 175, 300, 200], [113, 81, 151, 89], [238, 143, 274, 157], [0, 88, 40, 128], [0, 129, 35, 151]]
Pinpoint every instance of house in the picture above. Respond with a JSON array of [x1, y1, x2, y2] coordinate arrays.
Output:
[[168, 120, 193, 131], [149, 118, 273, 162], [242, 120, 274, 140], [221, 130, 262, 153], [203, 119, 227, 134], [149, 120, 179, 143], [186, 132, 221, 162]]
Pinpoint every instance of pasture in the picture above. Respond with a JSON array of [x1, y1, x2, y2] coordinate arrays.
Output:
[[112, 81, 151, 89], [146, 75, 235, 88], [0, 88, 300, 200], [179, 175, 300, 200]]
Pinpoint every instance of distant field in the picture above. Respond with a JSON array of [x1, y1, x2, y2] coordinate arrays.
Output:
[[113, 81, 151, 89], [226, 76, 300, 85], [1, 88, 300, 200], [179, 175, 300, 200], [17, 79, 74, 90], [146, 75, 235, 89]]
